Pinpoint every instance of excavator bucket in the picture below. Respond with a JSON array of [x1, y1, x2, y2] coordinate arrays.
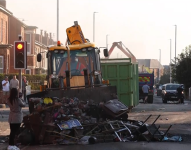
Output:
[[27, 86, 118, 112], [66, 21, 88, 45]]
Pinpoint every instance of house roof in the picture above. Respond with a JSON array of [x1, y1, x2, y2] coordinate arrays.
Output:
[[26, 26, 38, 30], [137, 59, 164, 69], [0, 4, 12, 16], [0, 5, 27, 28]]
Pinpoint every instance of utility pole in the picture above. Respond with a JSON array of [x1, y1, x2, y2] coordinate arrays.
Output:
[[174, 25, 177, 65], [57, 0, 59, 41], [159, 49, 161, 83], [170, 39, 172, 83], [93, 12, 98, 42], [106, 34, 109, 49]]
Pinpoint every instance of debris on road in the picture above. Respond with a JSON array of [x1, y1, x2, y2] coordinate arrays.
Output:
[[13, 97, 175, 145], [158, 108, 165, 111]]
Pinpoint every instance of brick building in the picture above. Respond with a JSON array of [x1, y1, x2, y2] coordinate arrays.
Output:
[[25, 28, 56, 75], [9, 15, 26, 74], [0, 0, 56, 75], [0, 0, 26, 74], [0, 1, 12, 74]]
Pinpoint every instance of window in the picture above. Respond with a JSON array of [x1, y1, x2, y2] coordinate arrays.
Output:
[[1, 19, 3, 42], [0, 56, 3, 73], [25, 33, 31, 53], [26, 69, 31, 75]]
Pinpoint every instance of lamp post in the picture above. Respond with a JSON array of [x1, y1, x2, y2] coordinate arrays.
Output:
[[159, 49, 161, 83], [106, 34, 109, 49], [57, 0, 59, 41], [170, 39, 172, 83], [174, 25, 177, 65], [93, 12, 98, 42]]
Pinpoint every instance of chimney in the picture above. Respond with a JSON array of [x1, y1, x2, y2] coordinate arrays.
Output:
[[44, 31, 46, 37], [40, 30, 43, 43], [0, 0, 6, 8]]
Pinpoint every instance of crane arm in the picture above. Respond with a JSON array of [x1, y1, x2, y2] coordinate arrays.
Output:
[[107, 42, 136, 63], [108, 42, 118, 57]]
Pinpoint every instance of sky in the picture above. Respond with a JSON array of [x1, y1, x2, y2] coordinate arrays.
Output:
[[6, 0, 191, 65]]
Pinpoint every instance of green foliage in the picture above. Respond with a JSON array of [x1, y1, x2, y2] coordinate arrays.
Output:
[[171, 45, 191, 97], [160, 74, 170, 85], [0, 74, 46, 90], [159, 66, 170, 84]]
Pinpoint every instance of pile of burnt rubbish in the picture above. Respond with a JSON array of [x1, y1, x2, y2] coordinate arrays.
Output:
[[17, 97, 175, 145]]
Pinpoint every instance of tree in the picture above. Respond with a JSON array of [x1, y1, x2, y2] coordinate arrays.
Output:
[[171, 45, 191, 98], [160, 74, 170, 84]]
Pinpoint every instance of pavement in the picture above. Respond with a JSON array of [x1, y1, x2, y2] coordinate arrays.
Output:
[[0, 95, 191, 150]]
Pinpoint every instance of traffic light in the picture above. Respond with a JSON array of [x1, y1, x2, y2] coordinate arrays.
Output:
[[14, 41, 27, 69]]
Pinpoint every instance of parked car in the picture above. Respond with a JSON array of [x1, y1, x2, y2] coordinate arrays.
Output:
[[161, 83, 184, 103], [157, 85, 162, 96]]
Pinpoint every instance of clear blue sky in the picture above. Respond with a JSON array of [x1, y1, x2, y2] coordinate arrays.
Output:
[[6, 0, 191, 65]]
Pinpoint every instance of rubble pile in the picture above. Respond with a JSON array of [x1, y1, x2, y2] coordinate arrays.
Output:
[[17, 97, 173, 145]]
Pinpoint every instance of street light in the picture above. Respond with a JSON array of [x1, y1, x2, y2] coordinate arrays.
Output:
[[106, 34, 109, 49], [57, 0, 59, 41], [170, 39, 172, 83], [174, 25, 177, 65], [93, 12, 98, 42], [159, 49, 161, 83]]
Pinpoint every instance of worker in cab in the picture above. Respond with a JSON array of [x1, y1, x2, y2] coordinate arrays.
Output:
[[58, 54, 86, 76], [70, 54, 86, 76]]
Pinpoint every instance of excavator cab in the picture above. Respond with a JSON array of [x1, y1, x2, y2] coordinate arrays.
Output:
[[47, 43, 103, 89], [28, 21, 116, 104]]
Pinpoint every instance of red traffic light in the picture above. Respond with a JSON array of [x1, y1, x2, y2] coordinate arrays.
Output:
[[17, 43, 23, 50], [14, 41, 27, 69]]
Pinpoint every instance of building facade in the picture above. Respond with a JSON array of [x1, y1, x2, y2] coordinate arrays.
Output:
[[25, 28, 56, 75], [0, 0, 56, 75], [0, 1, 12, 74], [137, 59, 164, 84]]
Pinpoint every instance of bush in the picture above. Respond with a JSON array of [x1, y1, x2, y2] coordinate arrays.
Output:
[[0, 74, 46, 90]]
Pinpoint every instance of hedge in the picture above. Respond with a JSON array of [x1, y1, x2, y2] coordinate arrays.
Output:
[[0, 74, 46, 90]]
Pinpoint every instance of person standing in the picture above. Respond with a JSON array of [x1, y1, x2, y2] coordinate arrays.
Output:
[[6, 88, 25, 150], [177, 85, 184, 104], [142, 82, 150, 103], [2, 76, 10, 103], [10, 75, 19, 90], [22, 76, 28, 103]]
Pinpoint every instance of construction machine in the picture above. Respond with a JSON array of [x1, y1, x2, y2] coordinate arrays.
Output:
[[107, 42, 136, 63], [27, 21, 117, 103]]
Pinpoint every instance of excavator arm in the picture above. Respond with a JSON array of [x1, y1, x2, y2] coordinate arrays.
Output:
[[107, 42, 136, 63]]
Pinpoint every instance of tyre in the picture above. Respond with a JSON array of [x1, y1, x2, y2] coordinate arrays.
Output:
[[148, 95, 153, 103]]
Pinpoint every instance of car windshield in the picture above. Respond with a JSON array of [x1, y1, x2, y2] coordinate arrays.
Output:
[[166, 84, 180, 90], [51, 49, 96, 77]]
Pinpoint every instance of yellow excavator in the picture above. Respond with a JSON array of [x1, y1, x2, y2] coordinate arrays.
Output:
[[27, 21, 116, 102]]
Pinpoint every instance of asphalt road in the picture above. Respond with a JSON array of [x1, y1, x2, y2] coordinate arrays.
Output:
[[0, 94, 191, 150]]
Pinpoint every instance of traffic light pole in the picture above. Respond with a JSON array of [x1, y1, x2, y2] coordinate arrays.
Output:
[[19, 69, 22, 92], [18, 35, 22, 93]]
